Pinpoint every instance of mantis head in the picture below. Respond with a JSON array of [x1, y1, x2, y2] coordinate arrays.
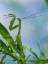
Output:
[[3, 14, 15, 19]]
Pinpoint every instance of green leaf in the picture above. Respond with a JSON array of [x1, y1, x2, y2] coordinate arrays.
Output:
[[36, 41, 45, 58], [0, 23, 16, 52], [0, 39, 11, 53], [36, 41, 40, 50], [1, 54, 6, 64], [23, 46, 39, 59]]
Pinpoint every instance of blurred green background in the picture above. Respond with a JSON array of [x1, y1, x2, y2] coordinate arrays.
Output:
[[0, 0, 48, 64]]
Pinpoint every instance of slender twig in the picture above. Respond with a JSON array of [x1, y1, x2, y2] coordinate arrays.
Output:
[[0, 49, 19, 61]]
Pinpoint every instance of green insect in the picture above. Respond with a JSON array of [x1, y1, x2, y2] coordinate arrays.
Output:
[[3, 14, 23, 52]]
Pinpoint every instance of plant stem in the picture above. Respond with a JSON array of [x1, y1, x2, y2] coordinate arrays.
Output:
[[27, 59, 48, 63]]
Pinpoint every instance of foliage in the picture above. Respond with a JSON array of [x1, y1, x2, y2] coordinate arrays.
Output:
[[45, 0, 48, 6]]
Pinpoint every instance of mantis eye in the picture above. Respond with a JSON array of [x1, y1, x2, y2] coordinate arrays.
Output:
[[8, 14, 14, 17]]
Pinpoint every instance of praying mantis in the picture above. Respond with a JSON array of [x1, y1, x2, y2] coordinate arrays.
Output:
[[4, 14, 23, 49], [3, 14, 25, 58]]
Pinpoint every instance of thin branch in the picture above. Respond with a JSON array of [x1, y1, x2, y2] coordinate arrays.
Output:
[[27, 59, 48, 63]]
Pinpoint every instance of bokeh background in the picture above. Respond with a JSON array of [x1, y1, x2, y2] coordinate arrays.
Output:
[[0, 0, 48, 64]]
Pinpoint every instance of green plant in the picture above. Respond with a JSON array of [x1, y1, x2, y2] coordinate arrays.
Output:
[[0, 14, 48, 64], [45, 0, 48, 6]]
